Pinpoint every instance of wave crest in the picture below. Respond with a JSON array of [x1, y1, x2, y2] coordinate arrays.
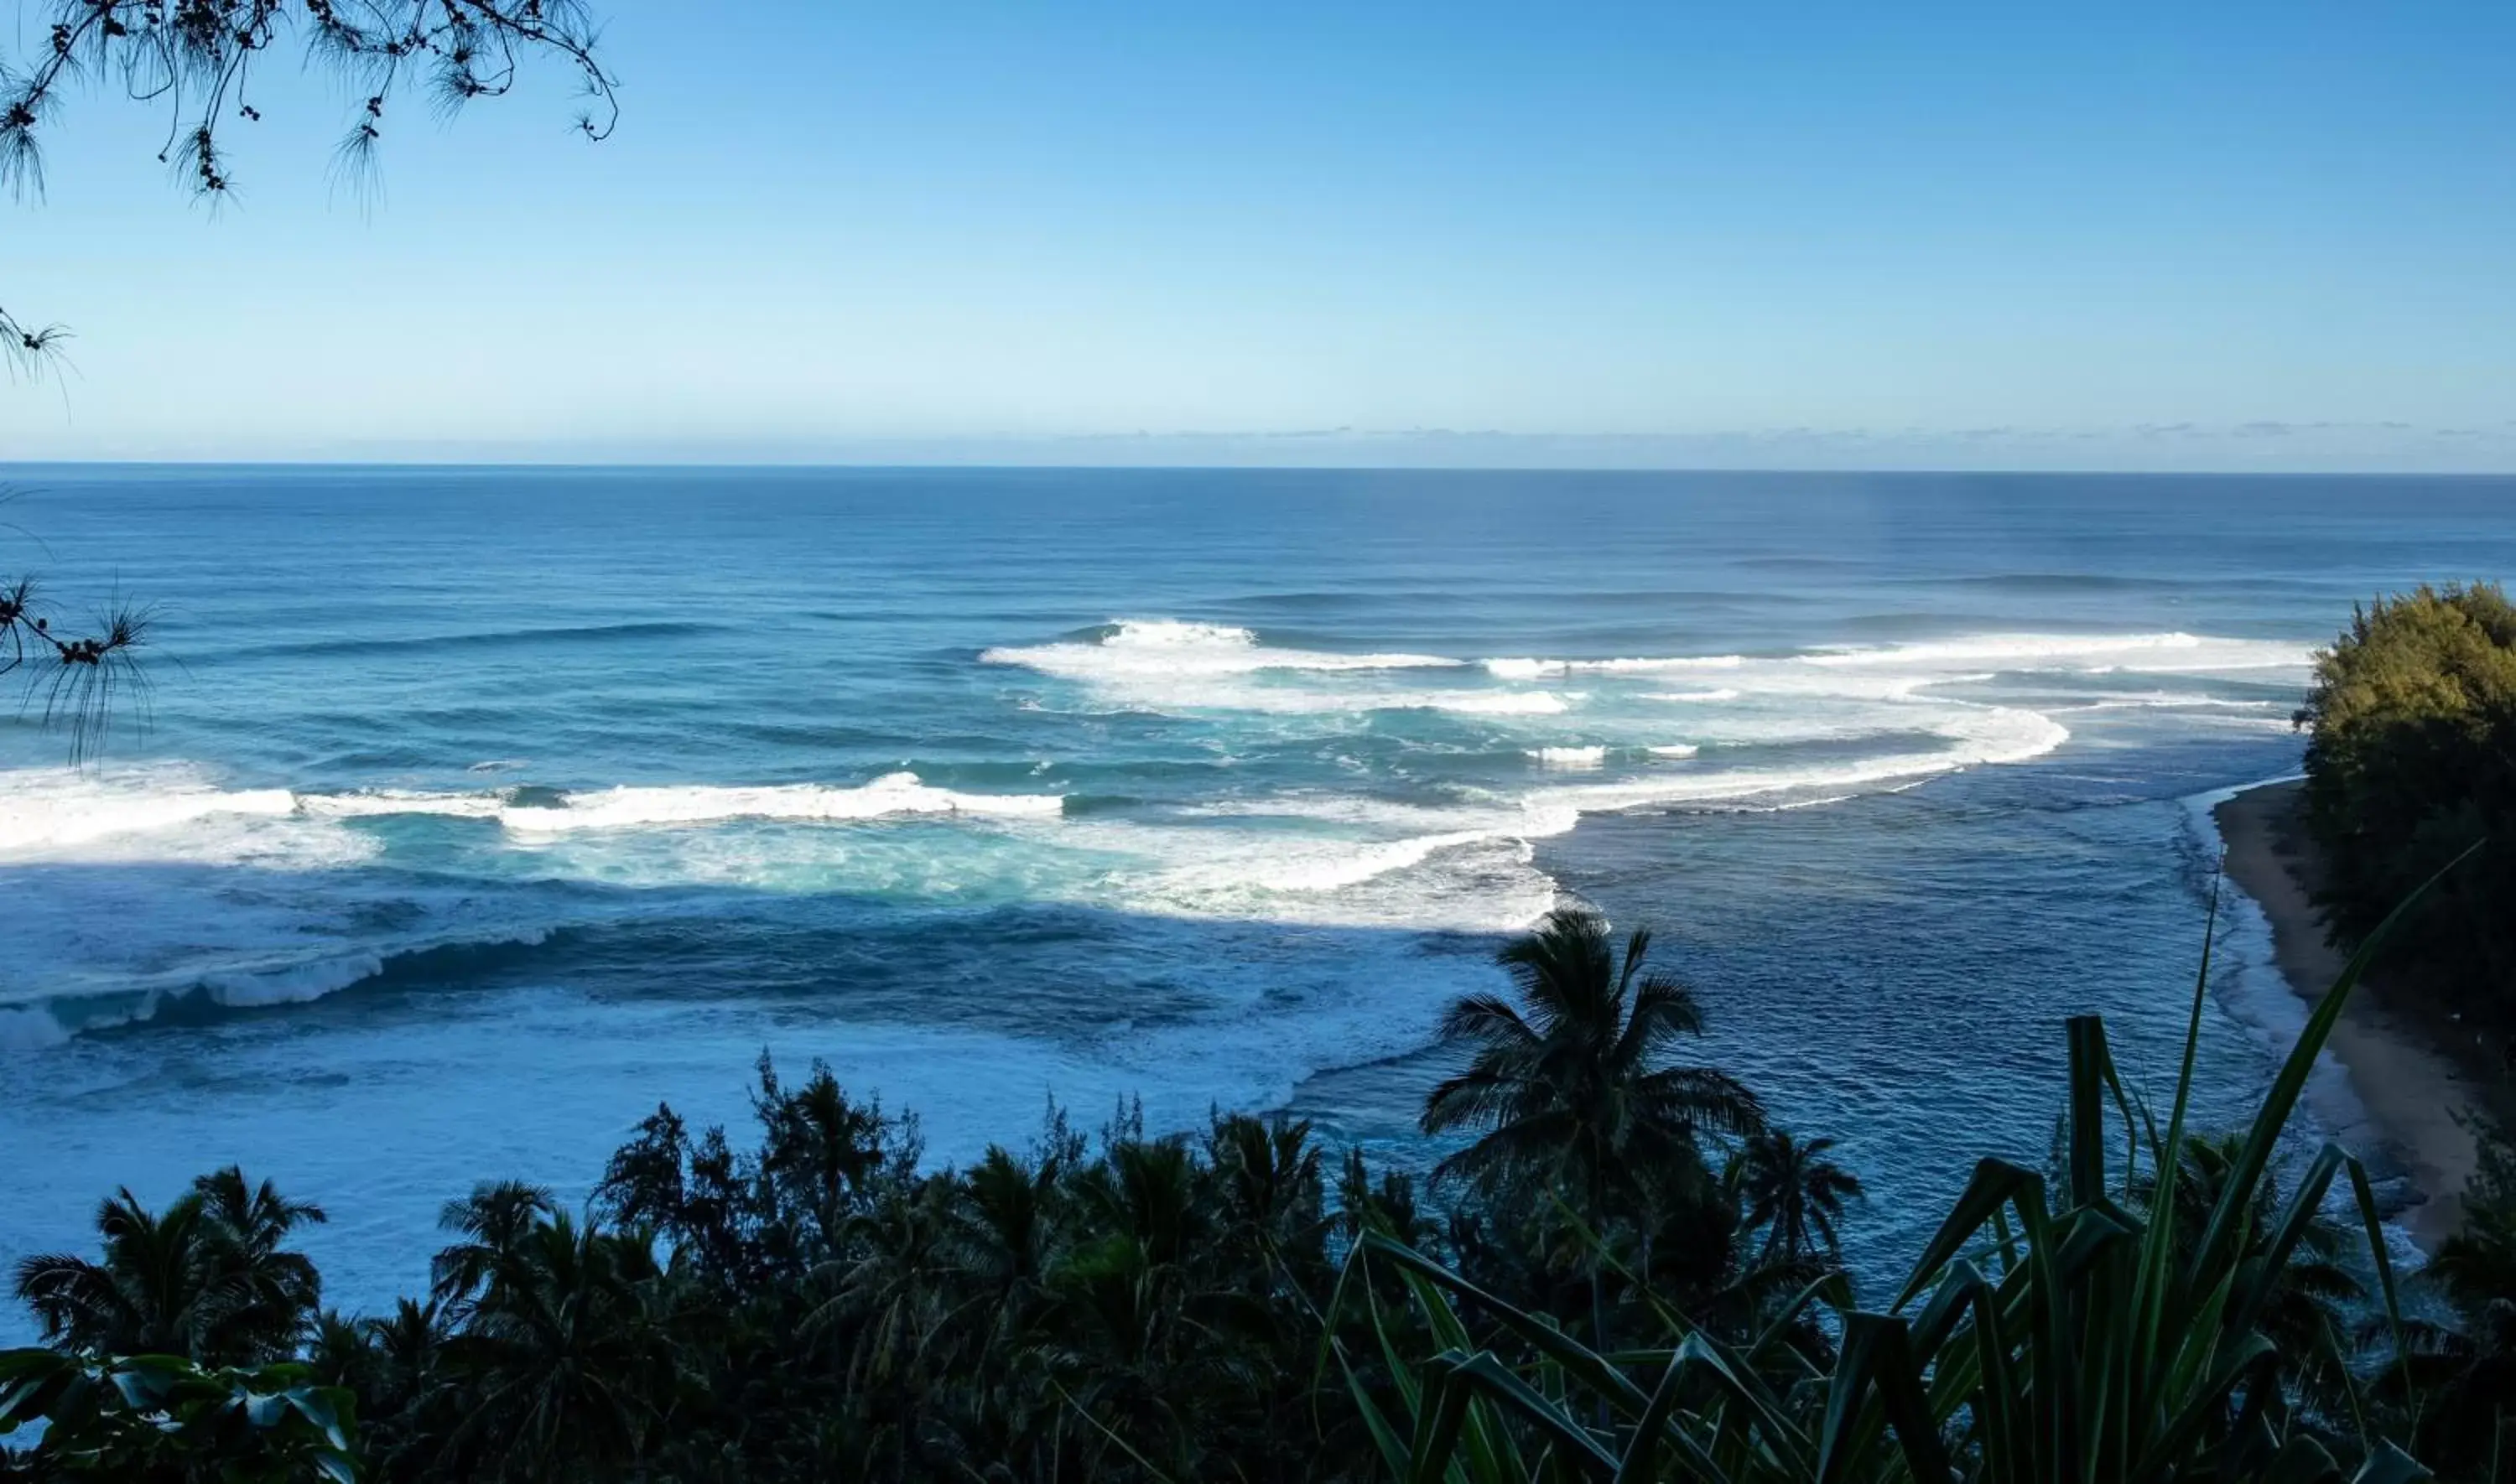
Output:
[[0, 767, 1066, 858], [502, 775, 1065, 833], [983, 619, 1459, 680]]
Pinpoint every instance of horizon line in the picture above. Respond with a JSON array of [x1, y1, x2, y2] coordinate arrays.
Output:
[[4, 457, 2514, 480]]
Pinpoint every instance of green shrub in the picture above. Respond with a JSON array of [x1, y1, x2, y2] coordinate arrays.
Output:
[[2298, 582, 2516, 1012]]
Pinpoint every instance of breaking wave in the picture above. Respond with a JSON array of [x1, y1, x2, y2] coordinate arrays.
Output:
[[0, 768, 1067, 858], [1527, 745, 1608, 768], [1, 625, 2311, 1047], [981, 620, 1458, 679], [499, 776, 1067, 833], [0, 926, 560, 1051]]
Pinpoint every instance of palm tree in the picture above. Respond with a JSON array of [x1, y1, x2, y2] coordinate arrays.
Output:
[[1041, 1136, 1286, 1477], [439, 1206, 678, 1481], [348, 1297, 465, 1481], [753, 1056, 908, 1262], [2398, 1192, 2516, 1472], [13, 1167, 325, 1365], [2168, 1134, 2363, 1344], [1207, 1113, 1328, 1285], [817, 1175, 954, 1397], [2124, 1130, 2367, 1420], [191, 1165, 327, 1357], [1733, 1129, 1864, 1267], [431, 1180, 559, 1315], [1422, 906, 1765, 1235], [942, 1144, 1066, 1352], [13, 1189, 224, 1360]]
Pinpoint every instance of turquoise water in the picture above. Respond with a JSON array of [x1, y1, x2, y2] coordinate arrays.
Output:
[[2, 465, 2509, 1321]]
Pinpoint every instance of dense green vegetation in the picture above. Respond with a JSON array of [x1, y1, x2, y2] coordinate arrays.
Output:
[[2297, 581, 2516, 1014], [4, 901, 2507, 1481]]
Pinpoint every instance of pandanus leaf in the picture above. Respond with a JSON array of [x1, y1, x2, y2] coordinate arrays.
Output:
[[1407, 1359, 1479, 1484], [1386, 1261, 1527, 1480], [2134, 1332, 2277, 1481], [1335, 1241, 1524, 1484], [1747, 1269, 1854, 1367], [1817, 1313, 1949, 1484], [1437, 1349, 1623, 1476], [1891, 1160, 2050, 1315], [2129, 874, 2223, 1445], [2066, 1015, 2113, 1209], [1333, 1336, 1417, 1480], [1365, 1232, 1652, 1418], [1614, 1346, 1700, 1484], [2342, 1156, 2415, 1443], [1662, 1331, 1815, 1479], [1959, 1264, 2031, 1484], [2349, 1439, 2436, 1484]]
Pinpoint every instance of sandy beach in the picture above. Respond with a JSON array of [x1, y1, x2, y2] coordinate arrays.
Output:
[[2215, 779, 2488, 1251]]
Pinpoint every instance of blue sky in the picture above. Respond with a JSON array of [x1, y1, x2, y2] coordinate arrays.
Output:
[[3, 1, 2512, 468]]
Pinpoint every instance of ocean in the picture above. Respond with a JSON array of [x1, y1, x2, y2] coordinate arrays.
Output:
[[3, 465, 2510, 1326]]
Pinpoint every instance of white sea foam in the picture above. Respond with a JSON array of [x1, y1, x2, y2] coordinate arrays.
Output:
[[983, 620, 1458, 680], [1089, 822, 1562, 932], [1436, 692, 1569, 716], [2060, 691, 2289, 713], [0, 767, 1066, 861], [0, 767, 298, 852], [1251, 828, 1503, 893], [168, 924, 551, 1014], [200, 954, 390, 1008], [1485, 655, 1743, 678], [1058, 701, 2056, 927], [1531, 706, 2071, 816], [987, 624, 2300, 724], [1590, 655, 1746, 672], [1801, 632, 2312, 672], [1483, 657, 1556, 680], [0, 905, 565, 1045], [0, 1006, 72, 1051], [981, 618, 1593, 717], [502, 775, 1065, 833], [300, 791, 509, 821], [1527, 745, 1607, 768], [1, 625, 2302, 1046]]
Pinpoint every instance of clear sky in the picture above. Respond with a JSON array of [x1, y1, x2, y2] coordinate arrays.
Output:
[[3, 1, 2512, 469]]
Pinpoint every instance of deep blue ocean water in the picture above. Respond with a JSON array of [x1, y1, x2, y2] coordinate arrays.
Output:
[[3, 465, 2511, 1328]]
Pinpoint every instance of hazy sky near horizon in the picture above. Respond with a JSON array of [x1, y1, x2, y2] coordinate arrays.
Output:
[[3, 1, 2513, 469]]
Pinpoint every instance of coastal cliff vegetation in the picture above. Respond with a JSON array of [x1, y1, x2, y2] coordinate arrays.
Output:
[[2297, 581, 2516, 1020], [7, 899, 2503, 1482]]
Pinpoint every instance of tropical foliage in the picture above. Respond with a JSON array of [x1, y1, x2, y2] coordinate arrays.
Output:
[[14, 1168, 327, 1366], [2297, 580, 2516, 1011], [1336, 885, 2458, 1484], [3, 899, 2500, 1480], [1732, 1130, 1864, 1269], [2386, 1125, 2516, 1476], [0, 1349, 357, 1483]]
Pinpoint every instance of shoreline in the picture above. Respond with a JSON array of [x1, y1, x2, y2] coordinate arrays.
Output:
[[2213, 779, 2484, 1252]]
